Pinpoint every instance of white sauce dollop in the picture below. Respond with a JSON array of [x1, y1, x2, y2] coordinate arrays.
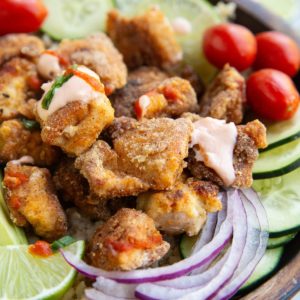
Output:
[[190, 117, 237, 186], [36, 66, 102, 121], [172, 17, 192, 35], [37, 53, 62, 80]]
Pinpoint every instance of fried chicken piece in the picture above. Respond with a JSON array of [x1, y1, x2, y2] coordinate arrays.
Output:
[[0, 119, 60, 166], [137, 177, 221, 236], [53, 158, 111, 221], [57, 33, 127, 94], [134, 77, 198, 119], [110, 66, 169, 117], [187, 116, 267, 188], [0, 34, 44, 65], [75, 140, 149, 199], [0, 58, 41, 121], [3, 162, 67, 241], [199, 64, 245, 124], [87, 208, 170, 271], [75, 117, 192, 199], [35, 66, 115, 156], [107, 8, 182, 70]]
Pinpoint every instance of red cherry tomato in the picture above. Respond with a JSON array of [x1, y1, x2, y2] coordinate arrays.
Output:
[[246, 69, 300, 121], [203, 23, 257, 71], [0, 0, 48, 35], [254, 31, 300, 77]]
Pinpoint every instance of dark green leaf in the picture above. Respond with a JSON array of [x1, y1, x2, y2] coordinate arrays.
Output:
[[41, 73, 73, 110], [51, 236, 76, 251], [20, 118, 40, 131]]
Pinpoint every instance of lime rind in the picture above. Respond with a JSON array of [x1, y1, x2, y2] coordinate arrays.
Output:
[[0, 241, 85, 300]]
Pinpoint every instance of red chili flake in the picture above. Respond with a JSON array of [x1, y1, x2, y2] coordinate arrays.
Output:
[[28, 240, 53, 257], [162, 85, 179, 102]]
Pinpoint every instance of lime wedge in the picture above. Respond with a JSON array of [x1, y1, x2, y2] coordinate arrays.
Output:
[[0, 241, 85, 300], [0, 178, 27, 246], [115, 0, 222, 83]]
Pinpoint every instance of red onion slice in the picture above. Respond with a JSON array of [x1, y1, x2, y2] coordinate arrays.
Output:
[[93, 277, 136, 299], [85, 288, 124, 300], [134, 190, 247, 300], [214, 189, 269, 300]]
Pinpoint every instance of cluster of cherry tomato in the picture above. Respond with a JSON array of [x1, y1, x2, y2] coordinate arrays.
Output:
[[203, 23, 300, 121]]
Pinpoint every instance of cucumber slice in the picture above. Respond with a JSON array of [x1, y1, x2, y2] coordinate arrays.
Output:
[[267, 233, 296, 249], [180, 234, 198, 258], [261, 108, 300, 152], [239, 247, 284, 294], [115, 0, 222, 83], [42, 0, 114, 40], [253, 138, 300, 179], [253, 167, 300, 237]]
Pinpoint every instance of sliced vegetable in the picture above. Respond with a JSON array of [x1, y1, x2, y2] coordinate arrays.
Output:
[[51, 236, 76, 251], [0, 241, 85, 300], [63, 189, 268, 300], [20, 118, 40, 131], [253, 167, 300, 237], [42, 73, 73, 109], [267, 233, 296, 249], [0, 0, 47, 35], [239, 247, 284, 294], [42, 0, 114, 40], [246, 69, 300, 121], [115, 0, 222, 83], [261, 108, 300, 152], [203, 23, 257, 71], [0, 176, 27, 246], [253, 138, 300, 179], [254, 31, 300, 77]]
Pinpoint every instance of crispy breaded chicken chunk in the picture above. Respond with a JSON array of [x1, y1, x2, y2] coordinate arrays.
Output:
[[199, 64, 245, 124], [57, 33, 127, 94], [87, 208, 170, 271], [187, 115, 267, 188], [0, 34, 44, 65], [0, 119, 60, 166], [76, 117, 192, 199], [3, 162, 67, 241], [137, 177, 221, 236], [107, 8, 182, 70], [110, 66, 169, 117], [134, 77, 198, 119], [0, 58, 40, 121], [53, 158, 111, 221], [35, 66, 115, 156]]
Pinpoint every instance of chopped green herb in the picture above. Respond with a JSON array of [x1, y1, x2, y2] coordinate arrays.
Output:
[[20, 118, 40, 131], [51, 236, 76, 251], [41, 73, 73, 110]]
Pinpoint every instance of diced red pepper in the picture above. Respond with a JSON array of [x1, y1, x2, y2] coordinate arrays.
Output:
[[28, 240, 53, 257]]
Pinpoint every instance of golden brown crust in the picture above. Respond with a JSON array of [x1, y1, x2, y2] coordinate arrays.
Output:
[[112, 117, 192, 190], [87, 208, 169, 270], [110, 66, 169, 117], [137, 177, 221, 236], [4, 163, 67, 241], [57, 33, 127, 94], [0, 58, 41, 121], [187, 116, 267, 188], [199, 64, 245, 124], [107, 8, 182, 70], [37, 97, 114, 156], [0, 34, 44, 65], [136, 76, 198, 119], [0, 119, 60, 166]]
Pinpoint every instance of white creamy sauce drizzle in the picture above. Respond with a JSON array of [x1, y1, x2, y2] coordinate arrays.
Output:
[[36, 66, 102, 121], [172, 17, 192, 35], [37, 53, 62, 79], [138, 95, 151, 116], [190, 117, 237, 186], [11, 156, 34, 165]]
